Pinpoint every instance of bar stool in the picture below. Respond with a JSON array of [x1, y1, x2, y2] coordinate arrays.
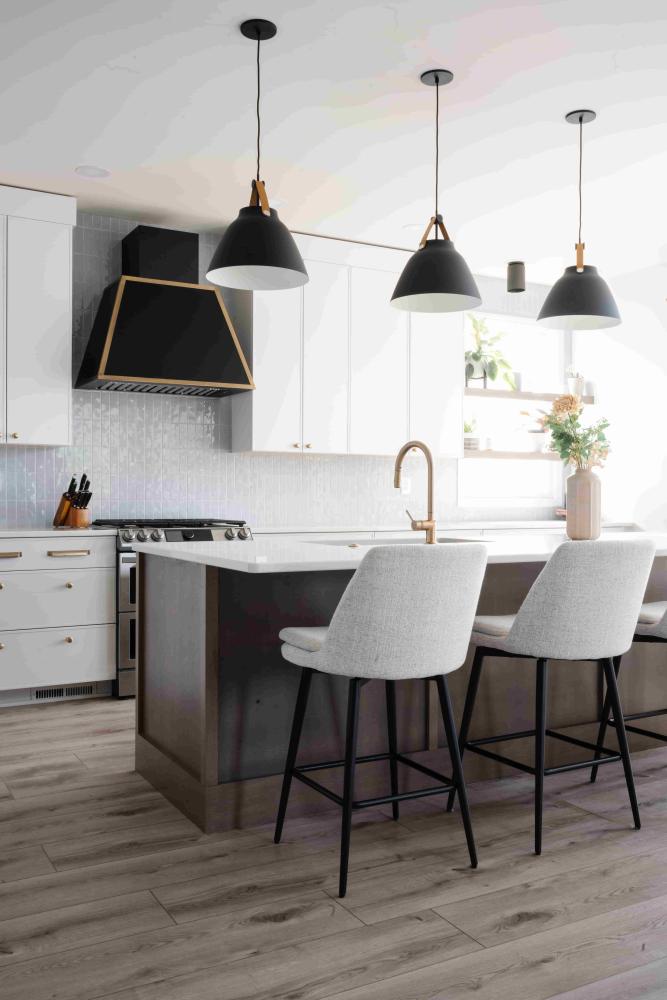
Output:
[[591, 601, 667, 782], [274, 542, 487, 897], [447, 538, 655, 855]]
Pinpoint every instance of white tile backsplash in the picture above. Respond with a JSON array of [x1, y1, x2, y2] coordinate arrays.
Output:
[[0, 211, 555, 529]]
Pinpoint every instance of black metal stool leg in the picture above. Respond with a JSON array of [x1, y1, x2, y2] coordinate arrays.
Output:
[[447, 647, 485, 812], [602, 656, 641, 830], [385, 681, 399, 820], [437, 675, 478, 868], [339, 678, 361, 898], [534, 658, 548, 855], [590, 655, 622, 783], [274, 668, 313, 844]]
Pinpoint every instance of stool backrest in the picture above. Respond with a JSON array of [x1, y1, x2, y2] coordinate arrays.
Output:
[[323, 543, 487, 680], [505, 538, 655, 660]]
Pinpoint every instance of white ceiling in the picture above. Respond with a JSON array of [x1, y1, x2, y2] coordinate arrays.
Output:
[[2, 0, 667, 282]]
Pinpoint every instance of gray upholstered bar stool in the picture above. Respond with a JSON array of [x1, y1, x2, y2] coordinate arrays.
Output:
[[274, 543, 487, 897], [447, 538, 655, 855], [591, 601, 667, 782]]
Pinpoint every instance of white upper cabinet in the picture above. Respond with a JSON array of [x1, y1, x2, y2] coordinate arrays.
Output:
[[232, 287, 302, 453], [302, 260, 349, 454], [231, 234, 465, 457], [409, 312, 464, 456], [0, 185, 75, 447], [349, 267, 409, 455]]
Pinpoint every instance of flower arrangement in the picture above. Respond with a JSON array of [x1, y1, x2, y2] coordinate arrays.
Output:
[[540, 394, 610, 469]]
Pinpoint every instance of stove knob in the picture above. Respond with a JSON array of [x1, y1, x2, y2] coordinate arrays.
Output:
[[150, 529, 164, 542], [136, 529, 150, 543], [237, 526, 251, 540], [224, 527, 237, 540], [121, 529, 136, 543]]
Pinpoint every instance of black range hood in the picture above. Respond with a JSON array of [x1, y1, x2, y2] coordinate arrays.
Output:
[[76, 226, 254, 397]]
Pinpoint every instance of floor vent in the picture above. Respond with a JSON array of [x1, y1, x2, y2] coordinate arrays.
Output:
[[0, 681, 112, 708]]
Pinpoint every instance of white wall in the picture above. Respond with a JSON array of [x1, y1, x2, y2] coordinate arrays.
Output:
[[574, 265, 667, 529]]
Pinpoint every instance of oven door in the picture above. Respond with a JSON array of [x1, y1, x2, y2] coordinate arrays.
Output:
[[118, 553, 137, 613], [117, 612, 137, 697]]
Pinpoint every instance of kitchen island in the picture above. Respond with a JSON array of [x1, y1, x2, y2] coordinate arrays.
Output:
[[135, 530, 667, 832]]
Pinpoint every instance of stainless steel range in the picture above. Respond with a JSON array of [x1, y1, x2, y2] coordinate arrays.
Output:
[[93, 518, 253, 697]]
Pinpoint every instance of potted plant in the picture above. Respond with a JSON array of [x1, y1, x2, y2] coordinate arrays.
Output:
[[463, 418, 480, 451], [465, 315, 517, 390], [540, 394, 610, 540], [565, 365, 586, 397]]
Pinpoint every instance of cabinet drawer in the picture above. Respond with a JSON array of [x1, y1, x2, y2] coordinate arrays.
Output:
[[0, 569, 115, 631], [0, 625, 115, 691], [0, 536, 115, 570]]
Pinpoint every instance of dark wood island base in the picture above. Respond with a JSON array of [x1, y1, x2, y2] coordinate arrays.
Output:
[[136, 552, 667, 833]]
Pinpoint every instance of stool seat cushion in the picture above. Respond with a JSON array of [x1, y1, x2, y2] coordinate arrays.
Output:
[[279, 626, 328, 652], [635, 602, 667, 639], [470, 614, 517, 651], [279, 626, 328, 670]]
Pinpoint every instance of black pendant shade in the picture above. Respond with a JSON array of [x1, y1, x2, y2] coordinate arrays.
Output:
[[391, 69, 480, 314], [391, 239, 481, 313], [537, 109, 620, 330], [537, 264, 620, 330], [206, 206, 308, 291], [206, 18, 308, 292]]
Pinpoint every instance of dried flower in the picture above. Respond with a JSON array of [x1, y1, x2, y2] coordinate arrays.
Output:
[[552, 393, 583, 417]]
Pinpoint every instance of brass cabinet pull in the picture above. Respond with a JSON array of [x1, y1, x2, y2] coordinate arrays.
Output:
[[64, 636, 74, 644], [304, 443, 313, 449], [0, 583, 4, 590], [47, 550, 91, 558], [65, 582, 74, 589], [10, 432, 18, 440], [0, 643, 5, 650], [0, 552, 22, 559], [291, 443, 300, 449]]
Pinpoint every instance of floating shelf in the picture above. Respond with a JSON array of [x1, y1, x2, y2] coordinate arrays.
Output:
[[463, 449, 561, 461], [464, 388, 595, 404]]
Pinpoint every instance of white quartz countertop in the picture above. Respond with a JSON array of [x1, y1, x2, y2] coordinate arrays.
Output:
[[0, 527, 117, 538], [134, 530, 667, 574]]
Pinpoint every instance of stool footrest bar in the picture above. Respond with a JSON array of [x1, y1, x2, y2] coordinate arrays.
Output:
[[545, 729, 617, 754], [394, 753, 451, 784], [622, 723, 667, 742], [354, 784, 454, 809], [465, 743, 536, 775], [544, 754, 621, 776], [468, 728, 536, 747]]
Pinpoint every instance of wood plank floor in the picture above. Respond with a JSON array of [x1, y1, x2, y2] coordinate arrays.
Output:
[[2, 699, 667, 998]]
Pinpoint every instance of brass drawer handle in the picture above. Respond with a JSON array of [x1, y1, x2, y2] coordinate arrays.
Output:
[[0, 643, 4, 650], [65, 582, 74, 589], [10, 432, 18, 440], [0, 552, 22, 559], [0, 583, 4, 590], [64, 636, 74, 644], [47, 550, 91, 558]]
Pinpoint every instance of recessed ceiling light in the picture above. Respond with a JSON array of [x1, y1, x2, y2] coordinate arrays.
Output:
[[75, 164, 111, 179]]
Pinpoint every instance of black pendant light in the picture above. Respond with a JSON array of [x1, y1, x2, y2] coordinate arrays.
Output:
[[206, 19, 308, 292], [537, 110, 620, 329], [391, 70, 481, 313]]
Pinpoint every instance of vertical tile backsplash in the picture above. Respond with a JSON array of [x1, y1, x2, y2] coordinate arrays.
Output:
[[0, 211, 552, 530]]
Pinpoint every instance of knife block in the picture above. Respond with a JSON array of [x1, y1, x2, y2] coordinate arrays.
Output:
[[65, 508, 91, 529]]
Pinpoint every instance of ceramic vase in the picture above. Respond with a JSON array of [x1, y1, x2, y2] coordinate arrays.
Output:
[[566, 467, 601, 540]]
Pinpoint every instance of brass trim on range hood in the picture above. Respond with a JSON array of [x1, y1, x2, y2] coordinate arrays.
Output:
[[97, 275, 255, 391]]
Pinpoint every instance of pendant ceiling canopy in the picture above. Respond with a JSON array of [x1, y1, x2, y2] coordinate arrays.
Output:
[[206, 19, 308, 292], [391, 69, 481, 314], [537, 110, 620, 330]]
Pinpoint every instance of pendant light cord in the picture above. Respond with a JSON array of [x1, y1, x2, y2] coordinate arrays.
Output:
[[255, 30, 261, 183], [577, 116, 583, 246], [434, 74, 440, 237]]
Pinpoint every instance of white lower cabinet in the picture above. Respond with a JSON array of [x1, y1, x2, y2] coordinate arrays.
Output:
[[0, 568, 115, 631], [0, 625, 115, 691], [0, 534, 116, 693]]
